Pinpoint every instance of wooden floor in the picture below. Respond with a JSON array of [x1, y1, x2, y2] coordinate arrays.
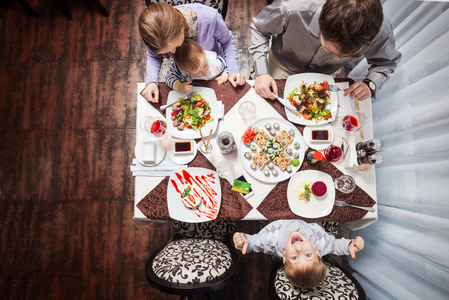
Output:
[[0, 0, 271, 299]]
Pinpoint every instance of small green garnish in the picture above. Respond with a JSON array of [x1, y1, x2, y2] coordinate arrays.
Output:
[[181, 186, 191, 198], [304, 183, 311, 202], [291, 159, 300, 167]]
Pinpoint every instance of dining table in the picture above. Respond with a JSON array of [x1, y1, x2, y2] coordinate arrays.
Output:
[[132, 77, 378, 231]]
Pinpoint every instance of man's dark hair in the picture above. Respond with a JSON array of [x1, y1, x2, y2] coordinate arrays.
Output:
[[319, 0, 384, 54]]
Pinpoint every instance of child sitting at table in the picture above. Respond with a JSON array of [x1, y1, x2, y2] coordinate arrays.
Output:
[[233, 220, 364, 288], [165, 38, 246, 93]]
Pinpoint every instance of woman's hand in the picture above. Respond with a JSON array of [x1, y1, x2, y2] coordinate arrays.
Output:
[[344, 81, 372, 101], [349, 236, 365, 258], [178, 81, 193, 93], [233, 232, 248, 254], [140, 83, 159, 103], [228, 73, 246, 87], [254, 73, 277, 99], [215, 75, 229, 85]]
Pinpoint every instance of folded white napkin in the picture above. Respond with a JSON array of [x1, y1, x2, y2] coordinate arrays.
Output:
[[130, 159, 185, 177]]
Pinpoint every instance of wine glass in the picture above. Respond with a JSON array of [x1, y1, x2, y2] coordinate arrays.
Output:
[[140, 116, 167, 138], [340, 111, 366, 133], [324, 144, 342, 162]]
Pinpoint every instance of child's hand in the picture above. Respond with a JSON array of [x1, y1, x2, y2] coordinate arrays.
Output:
[[215, 75, 228, 85], [228, 73, 246, 87], [233, 232, 248, 254], [349, 236, 365, 258], [179, 81, 193, 93]]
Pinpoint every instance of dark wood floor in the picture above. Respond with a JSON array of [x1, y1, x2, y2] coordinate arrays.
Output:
[[0, 0, 271, 299]]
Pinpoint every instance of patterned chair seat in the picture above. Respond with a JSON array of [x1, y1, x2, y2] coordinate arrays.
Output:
[[146, 234, 237, 299], [269, 260, 366, 300]]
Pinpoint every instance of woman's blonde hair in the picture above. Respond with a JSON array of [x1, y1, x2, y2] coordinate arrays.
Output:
[[284, 259, 327, 289], [173, 38, 205, 72], [138, 3, 188, 53]]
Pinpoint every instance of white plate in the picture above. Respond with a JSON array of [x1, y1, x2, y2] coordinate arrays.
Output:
[[167, 167, 221, 223], [303, 124, 334, 151], [287, 170, 336, 218], [238, 117, 306, 183], [166, 87, 219, 140], [167, 138, 197, 165], [284, 73, 338, 126], [135, 136, 166, 166]]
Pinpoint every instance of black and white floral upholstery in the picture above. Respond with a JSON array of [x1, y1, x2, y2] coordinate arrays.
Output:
[[146, 234, 237, 298], [144, 0, 228, 20], [152, 238, 233, 284], [171, 220, 236, 239], [269, 261, 366, 300]]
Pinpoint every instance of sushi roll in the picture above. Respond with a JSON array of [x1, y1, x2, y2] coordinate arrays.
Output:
[[254, 135, 261, 142], [244, 152, 252, 159], [250, 144, 257, 151], [269, 138, 275, 143], [267, 162, 274, 169], [278, 145, 284, 151], [263, 169, 270, 176], [284, 157, 292, 165], [279, 162, 287, 171], [286, 165, 293, 173], [253, 127, 259, 134], [293, 152, 299, 159], [265, 123, 271, 130], [269, 154, 275, 160], [288, 129, 295, 136], [275, 135, 283, 143], [261, 146, 268, 152], [285, 135, 293, 143], [257, 160, 265, 169], [262, 155, 270, 163], [281, 140, 289, 147], [274, 150, 280, 156], [294, 142, 300, 149], [273, 157, 282, 165], [273, 142, 279, 149], [280, 129, 288, 137], [273, 122, 280, 130], [271, 169, 279, 176], [267, 148, 274, 154], [286, 148, 293, 155], [266, 141, 273, 148], [250, 163, 257, 170], [270, 128, 276, 136]]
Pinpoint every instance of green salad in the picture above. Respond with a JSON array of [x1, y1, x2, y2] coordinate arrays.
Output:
[[171, 93, 214, 131]]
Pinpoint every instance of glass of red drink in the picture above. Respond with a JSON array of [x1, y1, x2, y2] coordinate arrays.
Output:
[[324, 145, 342, 162], [340, 111, 366, 132], [141, 116, 167, 138]]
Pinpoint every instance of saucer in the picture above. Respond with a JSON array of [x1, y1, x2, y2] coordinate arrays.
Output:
[[135, 136, 166, 166], [168, 138, 197, 164], [303, 124, 334, 151]]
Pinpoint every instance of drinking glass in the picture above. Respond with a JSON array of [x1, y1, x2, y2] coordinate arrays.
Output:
[[334, 175, 356, 193], [340, 111, 366, 133], [216, 160, 235, 181], [238, 101, 256, 120], [140, 116, 166, 138], [324, 145, 342, 162], [198, 141, 213, 154]]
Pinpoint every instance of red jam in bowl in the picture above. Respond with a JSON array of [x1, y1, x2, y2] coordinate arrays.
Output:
[[311, 181, 327, 197]]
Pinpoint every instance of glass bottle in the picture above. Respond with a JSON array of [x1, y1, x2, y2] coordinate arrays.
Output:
[[306, 150, 323, 165], [356, 138, 381, 153], [357, 152, 383, 165]]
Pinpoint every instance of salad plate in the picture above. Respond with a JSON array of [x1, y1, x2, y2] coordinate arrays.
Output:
[[238, 117, 306, 183], [167, 167, 221, 223], [284, 73, 338, 126], [287, 170, 335, 218], [166, 87, 219, 140]]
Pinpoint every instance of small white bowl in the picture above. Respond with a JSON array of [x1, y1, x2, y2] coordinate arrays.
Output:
[[173, 140, 194, 156]]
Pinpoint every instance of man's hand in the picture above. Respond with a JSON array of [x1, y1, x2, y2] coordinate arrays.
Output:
[[178, 81, 193, 93], [215, 75, 229, 85], [349, 236, 365, 258], [254, 73, 277, 99], [228, 73, 246, 87], [344, 81, 371, 101], [140, 82, 159, 103], [233, 232, 248, 255]]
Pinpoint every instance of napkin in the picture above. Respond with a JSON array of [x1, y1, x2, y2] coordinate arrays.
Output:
[[130, 159, 185, 177]]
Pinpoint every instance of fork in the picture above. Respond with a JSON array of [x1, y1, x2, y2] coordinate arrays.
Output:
[[160, 90, 198, 111], [328, 85, 342, 92], [334, 200, 375, 212]]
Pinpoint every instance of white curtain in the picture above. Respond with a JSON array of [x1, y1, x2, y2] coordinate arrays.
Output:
[[348, 1, 449, 299]]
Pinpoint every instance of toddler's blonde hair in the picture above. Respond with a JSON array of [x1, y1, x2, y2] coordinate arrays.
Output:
[[173, 38, 205, 73], [284, 259, 327, 289], [139, 3, 188, 53]]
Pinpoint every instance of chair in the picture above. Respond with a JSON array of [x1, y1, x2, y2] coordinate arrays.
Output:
[[145, 233, 237, 299], [55, 0, 109, 20], [144, 0, 228, 20], [269, 257, 366, 300]]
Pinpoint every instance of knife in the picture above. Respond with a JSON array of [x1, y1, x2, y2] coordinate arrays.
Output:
[[160, 90, 198, 111], [271, 93, 297, 112]]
